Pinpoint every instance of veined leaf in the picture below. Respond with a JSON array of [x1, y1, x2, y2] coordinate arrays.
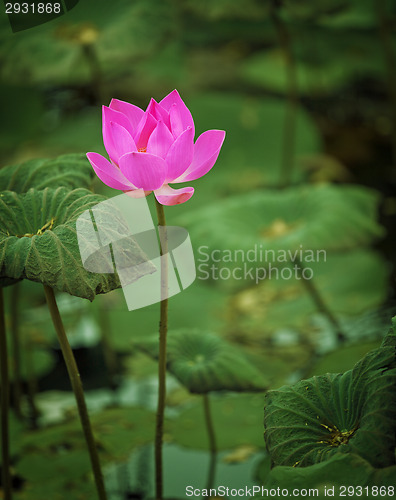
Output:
[[0, 188, 153, 300], [0, 154, 94, 192], [264, 343, 396, 468], [135, 329, 268, 393]]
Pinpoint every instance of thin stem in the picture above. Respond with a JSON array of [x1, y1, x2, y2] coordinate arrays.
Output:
[[293, 259, 346, 343], [43, 285, 107, 500], [97, 303, 118, 391], [203, 394, 217, 490], [0, 288, 12, 500], [9, 284, 22, 418], [375, 0, 396, 167], [154, 199, 169, 500], [203, 394, 216, 454], [81, 43, 102, 104], [270, 0, 298, 188]]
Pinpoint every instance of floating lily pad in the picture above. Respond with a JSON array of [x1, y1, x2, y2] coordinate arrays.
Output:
[[0, 154, 95, 192], [16, 449, 94, 499], [14, 406, 155, 499], [264, 343, 396, 468], [259, 453, 396, 496], [0, 188, 152, 300], [179, 186, 384, 267], [136, 329, 268, 394]]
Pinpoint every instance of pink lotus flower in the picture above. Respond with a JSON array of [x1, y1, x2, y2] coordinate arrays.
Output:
[[87, 90, 225, 206]]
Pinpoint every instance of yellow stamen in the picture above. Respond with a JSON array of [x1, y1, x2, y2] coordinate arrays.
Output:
[[17, 217, 56, 238]]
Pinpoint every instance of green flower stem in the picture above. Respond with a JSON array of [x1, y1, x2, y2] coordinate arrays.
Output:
[[270, 0, 298, 188], [203, 394, 217, 454], [9, 284, 22, 418], [0, 288, 12, 500], [154, 199, 169, 500], [43, 285, 107, 500], [294, 258, 346, 343], [203, 394, 217, 490]]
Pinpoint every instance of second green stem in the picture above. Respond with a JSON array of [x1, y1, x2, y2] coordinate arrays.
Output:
[[203, 394, 217, 490], [0, 288, 12, 500], [154, 200, 169, 500], [43, 285, 107, 500]]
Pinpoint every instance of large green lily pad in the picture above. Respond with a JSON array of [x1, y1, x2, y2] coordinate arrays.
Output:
[[136, 329, 268, 394], [178, 185, 384, 268], [264, 341, 396, 468], [0, 188, 152, 300]]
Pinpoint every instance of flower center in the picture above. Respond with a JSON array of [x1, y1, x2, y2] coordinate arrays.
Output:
[[138, 147, 147, 153], [318, 422, 358, 447]]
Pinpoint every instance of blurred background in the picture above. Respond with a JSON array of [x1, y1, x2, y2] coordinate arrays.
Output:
[[1, 0, 396, 498]]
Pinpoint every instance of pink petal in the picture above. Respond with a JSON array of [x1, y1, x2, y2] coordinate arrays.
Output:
[[169, 104, 184, 138], [146, 98, 170, 129], [174, 129, 225, 182], [87, 152, 135, 190], [103, 121, 136, 164], [147, 121, 174, 159], [165, 127, 194, 182], [134, 112, 158, 150], [119, 152, 167, 191], [154, 184, 194, 206], [103, 106, 134, 139], [109, 99, 145, 131], [160, 90, 194, 136]]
